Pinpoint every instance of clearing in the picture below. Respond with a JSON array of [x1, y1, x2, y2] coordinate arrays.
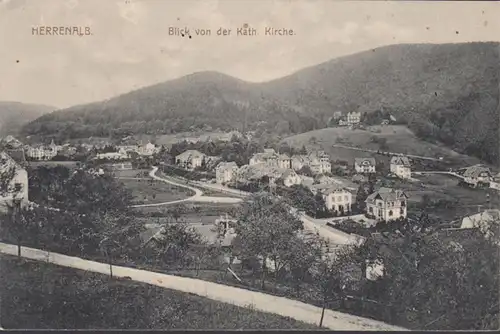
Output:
[[282, 125, 480, 166], [120, 178, 195, 205]]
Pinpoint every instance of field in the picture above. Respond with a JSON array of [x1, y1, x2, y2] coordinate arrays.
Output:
[[113, 168, 150, 178], [119, 178, 195, 205], [0, 255, 318, 330], [392, 173, 499, 222], [283, 125, 480, 166]]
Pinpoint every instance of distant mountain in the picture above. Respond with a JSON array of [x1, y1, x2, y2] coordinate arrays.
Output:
[[22, 42, 500, 164], [0, 102, 54, 136]]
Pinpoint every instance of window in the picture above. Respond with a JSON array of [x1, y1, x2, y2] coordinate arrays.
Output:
[[389, 210, 393, 216], [401, 201, 406, 207], [400, 208, 404, 215], [14, 183, 22, 192], [337, 196, 342, 202], [369, 207, 373, 213], [344, 195, 349, 201]]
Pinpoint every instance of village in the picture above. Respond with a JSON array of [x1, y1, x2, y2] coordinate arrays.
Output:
[[1, 107, 498, 252]]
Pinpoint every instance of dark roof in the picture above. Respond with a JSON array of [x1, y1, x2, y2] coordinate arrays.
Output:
[[5, 149, 26, 164]]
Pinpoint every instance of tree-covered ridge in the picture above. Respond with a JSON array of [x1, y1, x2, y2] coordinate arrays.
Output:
[[21, 42, 500, 164]]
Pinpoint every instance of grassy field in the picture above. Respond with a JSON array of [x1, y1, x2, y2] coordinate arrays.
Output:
[[392, 173, 499, 222], [113, 168, 150, 178], [0, 255, 318, 330], [120, 178, 195, 205], [283, 125, 480, 166]]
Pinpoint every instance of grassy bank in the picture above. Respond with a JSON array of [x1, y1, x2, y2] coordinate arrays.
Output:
[[0, 255, 319, 330]]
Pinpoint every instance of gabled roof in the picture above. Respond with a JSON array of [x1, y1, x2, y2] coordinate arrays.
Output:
[[217, 161, 238, 170], [0, 151, 23, 173], [366, 187, 408, 203], [461, 209, 500, 229], [463, 164, 491, 178], [355, 157, 376, 166], [390, 156, 411, 166], [176, 150, 205, 160], [310, 183, 348, 195]]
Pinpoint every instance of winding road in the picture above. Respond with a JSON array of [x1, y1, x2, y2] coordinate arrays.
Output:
[[0, 242, 404, 331], [131, 167, 360, 246], [130, 167, 242, 208]]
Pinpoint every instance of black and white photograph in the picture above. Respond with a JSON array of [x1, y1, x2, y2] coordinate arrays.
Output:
[[0, 0, 499, 330]]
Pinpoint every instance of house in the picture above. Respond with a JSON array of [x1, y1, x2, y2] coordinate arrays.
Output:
[[138, 141, 158, 156], [25, 141, 58, 160], [316, 175, 339, 185], [277, 154, 292, 169], [249, 149, 279, 167], [460, 165, 492, 187], [460, 209, 500, 230], [216, 162, 239, 184], [338, 118, 349, 126], [333, 111, 343, 120], [365, 187, 408, 222], [291, 155, 310, 171], [354, 158, 376, 174], [280, 169, 302, 187], [390, 156, 412, 179], [347, 111, 361, 126], [1, 135, 23, 149], [96, 152, 128, 160], [0, 151, 29, 212], [310, 184, 352, 213], [175, 150, 206, 170]]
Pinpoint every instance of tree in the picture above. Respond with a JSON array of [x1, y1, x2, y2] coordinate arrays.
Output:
[[234, 193, 303, 289], [355, 185, 368, 212]]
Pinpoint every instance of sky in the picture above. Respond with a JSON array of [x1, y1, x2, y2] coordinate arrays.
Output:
[[0, 0, 499, 109]]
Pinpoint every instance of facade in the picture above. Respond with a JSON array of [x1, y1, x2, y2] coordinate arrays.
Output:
[[291, 151, 331, 175], [347, 112, 361, 125], [291, 155, 309, 171], [138, 142, 158, 156], [390, 156, 412, 179], [277, 154, 292, 169], [96, 152, 128, 160], [461, 165, 492, 187], [461, 209, 500, 230], [354, 157, 376, 174], [311, 184, 352, 213], [216, 162, 239, 184], [365, 188, 408, 222], [0, 152, 29, 212], [281, 169, 302, 187], [25, 142, 58, 160], [175, 150, 206, 170], [249, 149, 279, 167]]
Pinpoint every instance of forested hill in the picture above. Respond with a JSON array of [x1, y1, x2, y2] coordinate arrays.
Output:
[[21, 42, 500, 164], [0, 102, 54, 136]]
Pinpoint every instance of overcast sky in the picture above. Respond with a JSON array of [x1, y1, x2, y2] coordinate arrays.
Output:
[[0, 0, 499, 108]]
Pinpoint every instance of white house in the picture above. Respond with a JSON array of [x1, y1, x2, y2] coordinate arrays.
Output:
[[96, 152, 128, 160], [216, 162, 239, 184], [365, 187, 408, 222], [310, 184, 352, 213], [250, 149, 278, 167], [0, 152, 29, 212], [25, 140, 58, 160], [354, 157, 376, 174], [138, 141, 158, 156], [175, 150, 206, 170], [280, 169, 302, 187], [460, 209, 500, 229], [390, 156, 412, 179], [460, 165, 492, 187], [277, 154, 292, 169], [347, 111, 361, 126]]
